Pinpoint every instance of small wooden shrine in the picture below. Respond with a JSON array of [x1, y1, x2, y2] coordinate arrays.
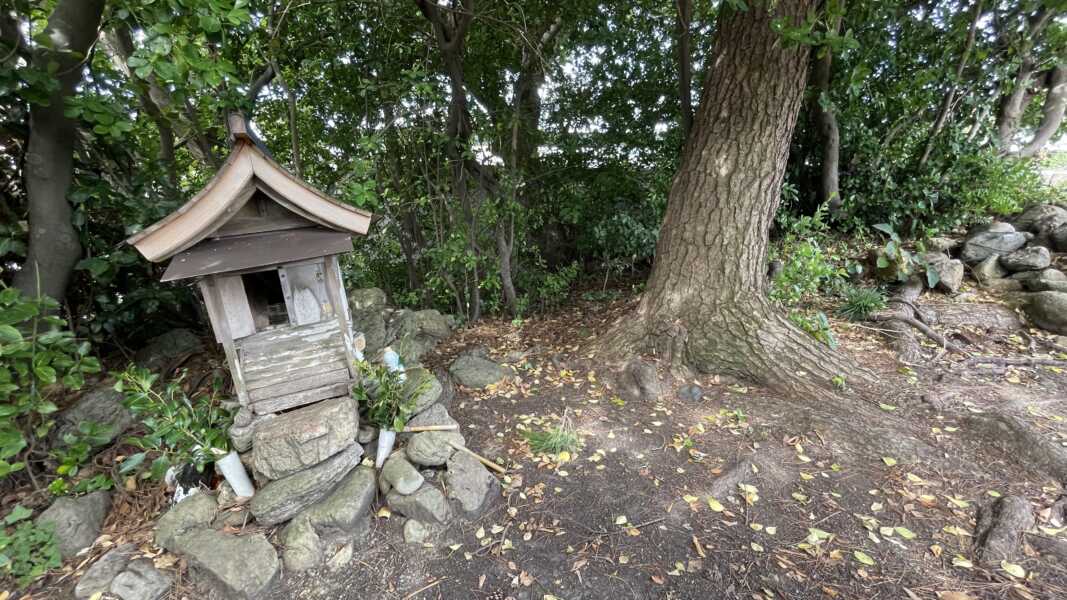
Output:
[[126, 115, 372, 415]]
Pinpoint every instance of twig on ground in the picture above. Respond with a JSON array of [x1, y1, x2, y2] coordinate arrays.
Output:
[[448, 441, 507, 474], [402, 578, 444, 600], [868, 314, 968, 354]]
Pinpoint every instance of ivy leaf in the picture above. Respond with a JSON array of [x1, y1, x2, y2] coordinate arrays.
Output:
[[853, 550, 876, 566]]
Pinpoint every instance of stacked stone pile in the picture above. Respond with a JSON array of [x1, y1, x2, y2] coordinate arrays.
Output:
[[139, 288, 508, 598], [924, 203, 1067, 334]]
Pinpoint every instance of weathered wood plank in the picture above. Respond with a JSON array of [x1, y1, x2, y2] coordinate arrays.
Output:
[[244, 359, 348, 390], [235, 319, 339, 350], [240, 342, 346, 374], [250, 381, 351, 414], [323, 255, 358, 378], [200, 278, 249, 405], [247, 368, 351, 401]]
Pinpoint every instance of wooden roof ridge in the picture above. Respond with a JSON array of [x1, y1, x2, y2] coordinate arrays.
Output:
[[126, 130, 372, 263]]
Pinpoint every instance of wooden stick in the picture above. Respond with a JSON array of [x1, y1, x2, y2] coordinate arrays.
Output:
[[402, 424, 459, 433], [448, 441, 507, 474]]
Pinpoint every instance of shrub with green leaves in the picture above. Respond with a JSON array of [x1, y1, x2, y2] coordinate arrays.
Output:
[[771, 206, 846, 306], [837, 286, 887, 322], [0, 505, 60, 588], [351, 361, 420, 432], [48, 421, 115, 496], [116, 367, 232, 480], [0, 286, 101, 480]]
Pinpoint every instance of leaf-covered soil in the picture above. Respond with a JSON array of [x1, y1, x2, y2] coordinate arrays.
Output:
[[25, 285, 1067, 600], [267, 290, 1067, 600]]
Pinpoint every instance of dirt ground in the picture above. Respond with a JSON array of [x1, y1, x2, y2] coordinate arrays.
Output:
[[17, 279, 1067, 600], [254, 289, 1067, 600]]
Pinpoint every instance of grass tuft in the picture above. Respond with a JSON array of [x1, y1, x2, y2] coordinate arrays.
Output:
[[836, 285, 887, 322], [522, 423, 579, 455]]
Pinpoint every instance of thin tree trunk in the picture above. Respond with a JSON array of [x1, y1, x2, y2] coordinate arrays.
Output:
[[1017, 65, 1066, 158], [15, 0, 105, 302], [812, 6, 843, 214], [918, 0, 983, 168], [675, 0, 694, 140], [270, 59, 303, 177], [600, 0, 873, 395], [994, 7, 1053, 149]]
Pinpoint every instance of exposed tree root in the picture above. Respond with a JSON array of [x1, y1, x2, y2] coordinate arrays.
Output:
[[967, 357, 1067, 368], [868, 313, 968, 355], [873, 279, 925, 363]]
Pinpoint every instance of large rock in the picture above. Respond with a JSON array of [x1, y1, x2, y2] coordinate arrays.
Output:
[[55, 385, 134, 448], [110, 559, 172, 600], [444, 451, 500, 517], [399, 404, 458, 443], [252, 397, 358, 480], [1052, 223, 1067, 252], [155, 492, 216, 551], [1009, 267, 1067, 282], [387, 486, 452, 525], [251, 444, 362, 525], [171, 529, 279, 600], [280, 515, 322, 572], [403, 367, 444, 414], [617, 358, 662, 403], [961, 226, 1029, 264], [381, 454, 424, 495], [999, 246, 1051, 273], [449, 354, 508, 389], [36, 490, 111, 558], [1013, 204, 1067, 233], [280, 466, 376, 572], [75, 543, 137, 599], [390, 309, 452, 363], [134, 329, 204, 373], [349, 288, 389, 356], [1019, 268, 1067, 292], [406, 430, 465, 467], [922, 252, 964, 293], [1023, 291, 1067, 335], [974, 254, 1008, 284]]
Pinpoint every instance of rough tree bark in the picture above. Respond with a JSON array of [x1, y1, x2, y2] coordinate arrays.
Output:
[[675, 0, 694, 141], [918, 0, 983, 168], [1017, 65, 1066, 158], [995, 7, 1052, 149], [811, 5, 843, 215], [599, 0, 873, 395], [15, 0, 106, 302]]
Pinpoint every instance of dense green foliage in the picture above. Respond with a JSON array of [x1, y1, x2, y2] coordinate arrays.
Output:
[[0, 0, 1064, 340], [0, 505, 60, 588], [0, 288, 101, 481], [116, 367, 233, 480], [351, 361, 422, 432]]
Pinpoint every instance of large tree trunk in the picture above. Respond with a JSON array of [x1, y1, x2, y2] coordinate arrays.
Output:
[[1017, 65, 1066, 158], [812, 7, 843, 215], [15, 0, 105, 302], [674, 0, 694, 141], [600, 0, 870, 395], [994, 7, 1053, 150]]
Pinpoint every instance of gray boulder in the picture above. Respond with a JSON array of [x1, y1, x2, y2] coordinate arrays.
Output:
[[387, 486, 452, 525], [444, 451, 500, 517], [349, 288, 388, 356], [973, 254, 1008, 283], [926, 236, 960, 253], [155, 492, 217, 551], [75, 543, 137, 599], [251, 443, 362, 525], [922, 252, 964, 293], [1023, 291, 1067, 335], [171, 529, 279, 600], [390, 309, 452, 363], [1014, 204, 1067, 233], [110, 559, 172, 600], [399, 404, 458, 443], [134, 329, 203, 373], [1053, 223, 1067, 252], [1010, 267, 1067, 282], [999, 246, 1051, 273], [449, 354, 508, 389], [406, 430, 465, 467], [252, 396, 358, 481], [280, 515, 322, 572], [381, 454, 424, 495], [617, 358, 662, 403], [36, 490, 111, 558], [961, 226, 1029, 264], [403, 367, 444, 414], [982, 278, 1024, 292], [55, 386, 133, 448]]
